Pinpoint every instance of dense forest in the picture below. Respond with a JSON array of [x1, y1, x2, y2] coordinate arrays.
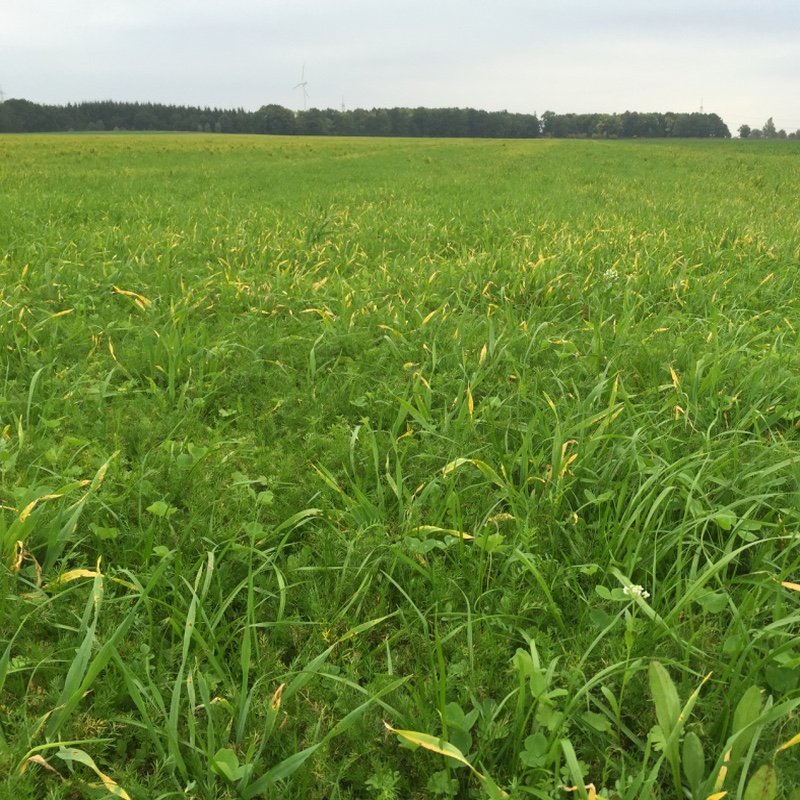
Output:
[[0, 98, 733, 138]]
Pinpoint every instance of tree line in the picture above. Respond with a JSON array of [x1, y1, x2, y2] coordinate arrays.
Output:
[[0, 98, 732, 139], [738, 117, 800, 139], [540, 110, 729, 139]]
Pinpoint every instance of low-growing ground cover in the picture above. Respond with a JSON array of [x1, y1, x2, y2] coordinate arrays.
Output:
[[2, 133, 800, 798]]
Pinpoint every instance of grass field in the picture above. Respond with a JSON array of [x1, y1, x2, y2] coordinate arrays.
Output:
[[3, 133, 800, 799]]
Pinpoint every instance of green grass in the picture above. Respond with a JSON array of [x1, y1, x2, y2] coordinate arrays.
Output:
[[2, 133, 800, 798]]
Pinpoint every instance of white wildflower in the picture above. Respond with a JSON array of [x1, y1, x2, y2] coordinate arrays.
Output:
[[623, 584, 650, 600], [602, 268, 619, 282]]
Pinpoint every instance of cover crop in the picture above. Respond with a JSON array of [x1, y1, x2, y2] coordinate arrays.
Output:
[[2, 133, 800, 798]]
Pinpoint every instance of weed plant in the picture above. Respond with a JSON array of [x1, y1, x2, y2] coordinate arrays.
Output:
[[1, 134, 800, 798]]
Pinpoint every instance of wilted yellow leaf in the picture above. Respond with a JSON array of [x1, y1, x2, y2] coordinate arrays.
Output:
[[110, 576, 140, 592], [56, 748, 131, 800], [562, 785, 598, 800], [776, 731, 800, 754], [20, 754, 62, 776], [409, 525, 474, 541], [112, 285, 151, 309], [384, 723, 503, 792], [714, 750, 730, 791], [43, 569, 100, 591]]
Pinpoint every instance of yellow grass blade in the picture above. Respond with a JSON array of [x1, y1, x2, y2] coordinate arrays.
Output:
[[409, 525, 474, 541], [385, 724, 508, 796], [384, 723, 480, 773], [56, 748, 131, 799], [112, 285, 151, 309], [775, 731, 800, 754], [43, 569, 100, 591], [20, 754, 62, 777], [562, 784, 598, 800], [271, 683, 285, 711]]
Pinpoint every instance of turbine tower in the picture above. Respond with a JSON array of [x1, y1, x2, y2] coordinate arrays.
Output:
[[294, 64, 309, 111]]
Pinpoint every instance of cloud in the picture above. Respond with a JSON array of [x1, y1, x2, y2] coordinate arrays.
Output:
[[2, 0, 799, 131]]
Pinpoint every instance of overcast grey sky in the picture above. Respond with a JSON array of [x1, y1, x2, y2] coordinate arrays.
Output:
[[2, 0, 799, 135]]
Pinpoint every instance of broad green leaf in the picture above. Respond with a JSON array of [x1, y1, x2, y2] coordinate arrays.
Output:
[[695, 591, 728, 614], [243, 521, 265, 538], [582, 711, 610, 733], [211, 748, 248, 782], [519, 733, 548, 768], [187, 443, 208, 460], [765, 665, 799, 693], [146, 500, 176, 518], [712, 510, 737, 531], [589, 608, 615, 628], [730, 685, 763, 774], [682, 731, 705, 794], [444, 701, 478, 733], [89, 524, 119, 541], [649, 661, 680, 739], [743, 765, 777, 800], [427, 770, 458, 796]]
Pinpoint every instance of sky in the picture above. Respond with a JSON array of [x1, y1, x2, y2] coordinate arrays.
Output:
[[2, 0, 800, 135]]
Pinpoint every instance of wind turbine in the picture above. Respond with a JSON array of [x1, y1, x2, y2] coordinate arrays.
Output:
[[294, 64, 309, 110]]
